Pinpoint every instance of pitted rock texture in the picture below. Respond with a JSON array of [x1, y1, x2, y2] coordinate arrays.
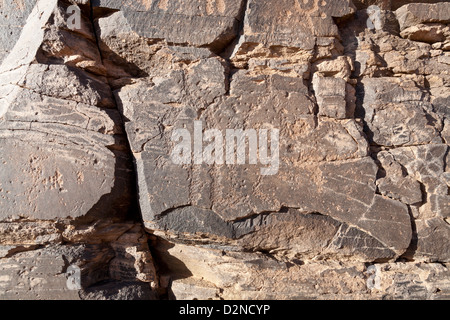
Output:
[[0, 0, 449, 300]]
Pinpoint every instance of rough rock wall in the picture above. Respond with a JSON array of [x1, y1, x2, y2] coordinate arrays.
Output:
[[0, 0, 449, 300], [0, 0, 157, 299]]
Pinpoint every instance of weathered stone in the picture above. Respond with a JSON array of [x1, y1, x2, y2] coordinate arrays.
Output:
[[416, 218, 450, 262], [376, 145, 450, 262], [0, 221, 158, 299], [0, 0, 37, 64], [0, 90, 132, 220], [383, 145, 448, 197], [312, 75, 355, 119], [353, 0, 445, 11], [0, 221, 62, 246], [313, 56, 354, 80], [170, 280, 220, 300], [38, 1, 106, 75], [238, 209, 398, 261], [0, 0, 56, 118], [361, 77, 442, 147], [153, 238, 450, 300], [346, 28, 443, 77], [79, 281, 157, 300], [1, 0, 450, 301], [365, 6, 400, 34], [0, 1, 134, 221], [116, 63, 411, 256], [401, 24, 450, 44], [376, 151, 423, 205], [230, 0, 355, 59], [0, 244, 111, 300], [93, 0, 246, 52], [109, 225, 158, 285], [22, 64, 115, 108], [396, 2, 450, 32], [352, 0, 392, 10], [104, 1, 419, 260], [0, 0, 159, 300]]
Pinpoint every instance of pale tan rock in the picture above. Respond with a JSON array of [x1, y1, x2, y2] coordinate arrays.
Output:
[[313, 56, 354, 80], [170, 278, 221, 300], [153, 239, 450, 300]]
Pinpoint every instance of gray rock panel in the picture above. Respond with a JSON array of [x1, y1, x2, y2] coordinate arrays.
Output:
[[396, 2, 450, 31], [93, 0, 246, 51]]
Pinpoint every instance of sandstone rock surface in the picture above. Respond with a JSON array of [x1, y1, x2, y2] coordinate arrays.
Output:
[[0, 0, 449, 300], [0, 0, 158, 300]]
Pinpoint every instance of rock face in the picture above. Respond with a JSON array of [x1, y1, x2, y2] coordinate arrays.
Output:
[[0, 0, 158, 300], [0, 0, 37, 64], [93, 0, 246, 52], [0, 0, 449, 300]]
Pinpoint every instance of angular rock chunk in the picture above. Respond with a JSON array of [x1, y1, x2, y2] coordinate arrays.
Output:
[[22, 64, 115, 108], [377, 145, 450, 262], [0, 0, 57, 118], [232, 0, 355, 52], [400, 24, 450, 44], [169, 279, 220, 300], [0, 242, 156, 300], [0, 245, 97, 300], [238, 209, 398, 261], [353, 0, 446, 11], [376, 151, 423, 205], [377, 176, 423, 205], [380, 145, 450, 218]]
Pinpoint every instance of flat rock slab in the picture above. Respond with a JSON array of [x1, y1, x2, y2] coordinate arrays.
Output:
[[361, 77, 442, 147], [232, 0, 355, 52], [0, 243, 155, 300], [396, 2, 450, 31], [93, 0, 246, 51]]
